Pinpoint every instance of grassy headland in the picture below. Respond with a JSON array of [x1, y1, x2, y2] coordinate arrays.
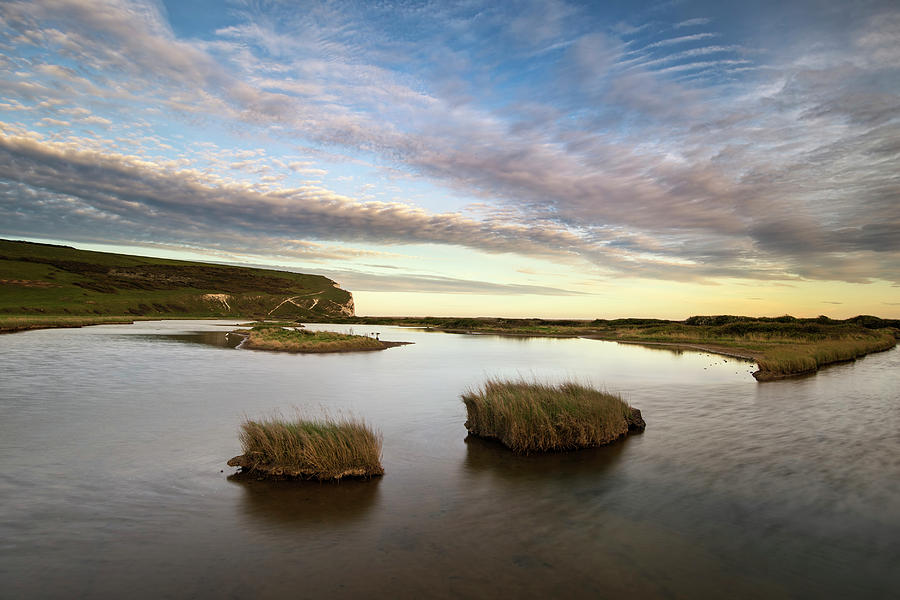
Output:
[[462, 379, 645, 453], [234, 323, 408, 353], [228, 415, 384, 480], [316, 314, 898, 380], [0, 238, 354, 321]]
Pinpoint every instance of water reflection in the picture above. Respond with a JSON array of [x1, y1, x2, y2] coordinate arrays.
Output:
[[463, 435, 629, 483], [228, 474, 381, 528], [612, 340, 757, 363], [118, 331, 243, 349], [619, 342, 686, 356], [465, 333, 552, 343]]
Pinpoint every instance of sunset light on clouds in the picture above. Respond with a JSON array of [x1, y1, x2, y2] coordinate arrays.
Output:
[[1, 0, 897, 318]]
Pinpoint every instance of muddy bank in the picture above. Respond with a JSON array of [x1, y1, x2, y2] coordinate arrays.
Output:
[[227, 454, 384, 480]]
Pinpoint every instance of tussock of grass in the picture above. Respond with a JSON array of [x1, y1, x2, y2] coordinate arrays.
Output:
[[239, 325, 390, 352], [462, 379, 645, 454], [228, 415, 384, 480]]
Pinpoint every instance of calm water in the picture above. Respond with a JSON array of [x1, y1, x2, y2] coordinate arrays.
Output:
[[1, 320, 898, 599]]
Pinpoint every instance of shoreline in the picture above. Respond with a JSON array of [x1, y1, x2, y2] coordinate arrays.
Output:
[[398, 326, 897, 381], [0, 317, 138, 335], [583, 336, 897, 381], [750, 346, 897, 381], [0, 314, 250, 335], [3, 315, 894, 380], [589, 338, 760, 362]]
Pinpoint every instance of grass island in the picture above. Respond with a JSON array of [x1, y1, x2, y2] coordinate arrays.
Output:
[[227, 415, 384, 480], [462, 379, 646, 454], [231, 322, 410, 353]]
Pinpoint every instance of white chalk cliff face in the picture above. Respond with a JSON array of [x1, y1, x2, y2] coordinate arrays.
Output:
[[201, 292, 355, 319], [261, 288, 355, 319], [339, 295, 355, 317]]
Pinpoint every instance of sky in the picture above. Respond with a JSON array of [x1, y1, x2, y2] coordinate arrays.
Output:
[[0, 0, 898, 319]]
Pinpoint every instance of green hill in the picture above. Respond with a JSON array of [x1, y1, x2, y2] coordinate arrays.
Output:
[[0, 239, 354, 320]]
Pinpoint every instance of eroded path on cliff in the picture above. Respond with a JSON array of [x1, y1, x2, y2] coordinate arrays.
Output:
[[266, 292, 324, 317]]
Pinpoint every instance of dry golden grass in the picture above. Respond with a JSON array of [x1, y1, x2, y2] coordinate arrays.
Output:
[[228, 415, 384, 480], [462, 379, 644, 454]]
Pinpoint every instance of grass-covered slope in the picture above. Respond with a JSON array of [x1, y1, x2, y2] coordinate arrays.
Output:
[[0, 239, 354, 322]]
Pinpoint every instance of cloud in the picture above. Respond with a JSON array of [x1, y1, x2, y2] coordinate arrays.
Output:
[[626, 45, 741, 70], [675, 18, 712, 28], [507, 0, 577, 46], [38, 118, 71, 127], [309, 268, 590, 296], [0, 0, 898, 289], [640, 33, 718, 50], [0, 128, 598, 264], [288, 161, 328, 176]]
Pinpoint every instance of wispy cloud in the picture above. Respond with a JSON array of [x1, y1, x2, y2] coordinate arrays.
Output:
[[675, 18, 712, 28], [314, 269, 590, 296], [639, 32, 718, 50]]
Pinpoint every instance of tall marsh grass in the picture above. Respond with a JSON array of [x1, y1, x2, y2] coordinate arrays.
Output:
[[462, 379, 644, 453], [229, 415, 384, 480]]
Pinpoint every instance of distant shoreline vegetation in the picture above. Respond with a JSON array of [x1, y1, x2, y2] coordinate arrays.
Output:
[[313, 314, 898, 380], [0, 315, 139, 334], [2, 313, 896, 379]]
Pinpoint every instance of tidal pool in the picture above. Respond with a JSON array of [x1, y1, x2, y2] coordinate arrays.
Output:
[[1, 320, 898, 598]]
